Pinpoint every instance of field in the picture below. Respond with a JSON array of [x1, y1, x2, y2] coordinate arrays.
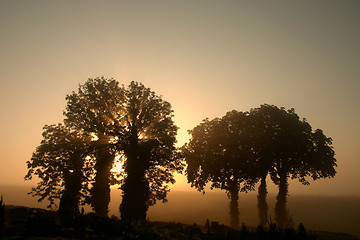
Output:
[[1, 184, 360, 238], [147, 191, 360, 238]]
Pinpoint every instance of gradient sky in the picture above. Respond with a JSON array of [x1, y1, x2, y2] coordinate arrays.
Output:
[[0, 0, 359, 196]]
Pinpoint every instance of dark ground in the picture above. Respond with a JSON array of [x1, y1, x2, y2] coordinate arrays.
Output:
[[2, 205, 359, 240], [1, 185, 360, 239]]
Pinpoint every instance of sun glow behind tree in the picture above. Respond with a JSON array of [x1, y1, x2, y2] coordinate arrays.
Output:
[[26, 77, 183, 222]]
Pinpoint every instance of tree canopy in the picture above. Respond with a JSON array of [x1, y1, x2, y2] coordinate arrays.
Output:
[[64, 77, 125, 136], [184, 110, 258, 228], [63, 77, 124, 216], [25, 123, 94, 209], [248, 104, 337, 227], [119, 81, 183, 221], [184, 104, 337, 228], [25, 77, 337, 228], [27, 77, 183, 221]]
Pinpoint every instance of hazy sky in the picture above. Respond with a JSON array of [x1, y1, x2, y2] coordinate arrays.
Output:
[[0, 0, 359, 197]]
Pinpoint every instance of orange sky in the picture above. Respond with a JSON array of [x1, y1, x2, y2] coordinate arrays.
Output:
[[0, 0, 359, 197]]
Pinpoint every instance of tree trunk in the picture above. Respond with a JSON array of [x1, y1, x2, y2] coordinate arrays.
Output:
[[275, 171, 289, 228], [228, 181, 240, 228], [257, 176, 268, 225], [91, 134, 114, 217], [120, 130, 151, 222], [59, 161, 83, 227]]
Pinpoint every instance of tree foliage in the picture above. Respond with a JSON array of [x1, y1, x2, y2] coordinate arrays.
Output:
[[26, 77, 182, 221], [25, 76, 337, 228], [64, 77, 125, 136], [25, 123, 94, 210], [184, 110, 258, 228], [119, 81, 183, 221], [63, 77, 124, 216], [248, 104, 337, 227], [184, 104, 337, 228]]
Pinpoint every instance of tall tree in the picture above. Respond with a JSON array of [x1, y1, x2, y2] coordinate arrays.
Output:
[[271, 106, 313, 228], [64, 78, 182, 219], [25, 124, 93, 225], [248, 105, 283, 225], [64, 77, 125, 216], [119, 81, 182, 221], [184, 111, 257, 228], [28, 77, 182, 220], [250, 104, 337, 228]]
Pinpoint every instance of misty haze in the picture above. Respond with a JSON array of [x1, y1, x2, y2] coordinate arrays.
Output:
[[1, 184, 360, 238], [1, 1, 360, 240]]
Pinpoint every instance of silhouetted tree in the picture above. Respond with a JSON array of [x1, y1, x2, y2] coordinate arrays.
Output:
[[184, 110, 257, 228], [119, 81, 182, 221], [25, 124, 93, 225], [248, 105, 284, 225], [249, 104, 337, 228], [64, 78, 182, 219], [64, 77, 125, 216]]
